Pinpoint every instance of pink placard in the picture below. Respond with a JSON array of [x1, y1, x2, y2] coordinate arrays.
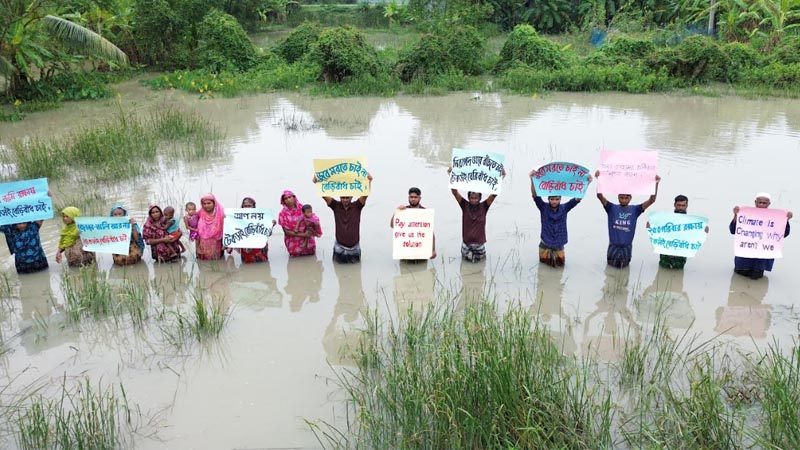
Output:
[[732, 207, 788, 259], [597, 150, 658, 195]]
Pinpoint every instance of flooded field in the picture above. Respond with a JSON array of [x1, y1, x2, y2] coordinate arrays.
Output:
[[1, 83, 799, 448]]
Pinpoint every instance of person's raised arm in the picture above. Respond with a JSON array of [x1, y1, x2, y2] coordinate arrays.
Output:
[[641, 175, 661, 211], [312, 174, 333, 206], [485, 167, 505, 207], [730, 206, 739, 234], [529, 168, 538, 198], [595, 170, 608, 207], [358, 173, 373, 205], [447, 167, 463, 204]]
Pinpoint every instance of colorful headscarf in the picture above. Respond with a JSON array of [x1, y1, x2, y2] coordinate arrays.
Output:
[[198, 193, 225, 240], [110, 204, 145, 250], [144, 205, 163, 230], [58, 206, 81, 249], [278, 190, 304, 230]]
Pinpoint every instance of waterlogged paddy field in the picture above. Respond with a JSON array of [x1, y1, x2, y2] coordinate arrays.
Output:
[[1, 82, 800, 448]]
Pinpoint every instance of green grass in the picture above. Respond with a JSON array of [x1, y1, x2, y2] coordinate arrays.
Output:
[[158, 292, 230, 347], [61, 265, 116, 323], [312, 293, 800, 450], [2, 109, 224, 182], [15, 377, 133, 450]]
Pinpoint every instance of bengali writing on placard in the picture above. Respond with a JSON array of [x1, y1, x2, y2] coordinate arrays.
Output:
[[647, 212, 708, 258], [597, 150, 658, 195], [0, 178, 54, 226], [75, 217, 132, 255], [314, 158, 371, 197], [223, 208, 276, 249], [531, 162, 591, 198], [449, 148, 505, 195]]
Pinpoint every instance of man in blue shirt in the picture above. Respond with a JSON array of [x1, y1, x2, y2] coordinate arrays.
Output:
[[595, 170, 661, 268], [530, 169, 593, 267]]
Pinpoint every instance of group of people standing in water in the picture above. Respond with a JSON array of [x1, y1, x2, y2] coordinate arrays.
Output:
[[0, 167, 793, 282]]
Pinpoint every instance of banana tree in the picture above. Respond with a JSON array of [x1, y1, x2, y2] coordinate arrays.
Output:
[[0, 0, 128, 97]]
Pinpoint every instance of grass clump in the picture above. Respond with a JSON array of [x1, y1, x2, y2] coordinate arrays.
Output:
[[499, 63, 674, 94], [3, 109, 223, 182], [318, 301, 613, 449], [276, 22, 322, 63], [495, 24, 570, 73], [61, 266, 116, 323], [756, 341, 800, 448], [158, 292, 229, 347], [15, 377, 133, 450]]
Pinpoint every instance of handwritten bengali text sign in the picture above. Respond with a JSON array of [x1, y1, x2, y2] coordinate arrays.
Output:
[[75, 217, 131, 255], [647, 212, 708, 257], [223, 208, 275, 249], [733, 206, 788, 259], [392, 208, 435, 260], [531, 162, 591, 198], [449, 148, 505, 195], [314, 158, 371, 197], [0, 178, 53, 226], [597, 150, 658, 195]]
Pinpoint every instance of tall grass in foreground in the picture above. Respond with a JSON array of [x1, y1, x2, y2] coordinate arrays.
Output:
[[315, 301, 613, 449], [313, 297, 800, 450], [158, 292, 229, 348], [3, 109, 224, 182], [15, 377, 133, 450]]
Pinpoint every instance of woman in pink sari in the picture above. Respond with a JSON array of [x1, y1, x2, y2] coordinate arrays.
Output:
[[278, 190, 317, 256], [197, 193, 225, 260]]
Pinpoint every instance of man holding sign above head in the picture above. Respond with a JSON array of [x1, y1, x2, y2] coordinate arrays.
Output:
[[313, 171, 373, 264], [529, 165, 592, 267], [595, 169, 661, 269], [447, 166, 505, 263], [729, 193, 792, 280]]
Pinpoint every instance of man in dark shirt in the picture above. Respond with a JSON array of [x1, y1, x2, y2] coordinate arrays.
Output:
[[530, 168, 592, 267], [314, 173, 373, 263], [595, 170, 660, 268], [448, 167, 505, 262]]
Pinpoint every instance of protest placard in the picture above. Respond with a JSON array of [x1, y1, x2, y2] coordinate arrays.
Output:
[[223, 208, 276, 249], [314, 158, 371, 197], [392, 208, 435, 260], [597, 150, 658, 195], [647, 212, 708, 257], [732, 206, 788, 259], [531, 162, 591, 198], [75, 217, 131, 255], [449, 148, 505, 195], [0, 178, 53, 226]]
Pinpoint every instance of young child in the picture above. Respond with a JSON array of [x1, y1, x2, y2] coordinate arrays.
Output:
[[296, 204, 322, 251], [155, 206, 186, 254], [56, 206, 95, 267], [1, 221, 49, 274], [183, 202, 199, 242]]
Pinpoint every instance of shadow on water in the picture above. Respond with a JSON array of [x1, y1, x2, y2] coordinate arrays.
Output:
[[285, 256, 324, 312], [323, 262, 367, 367], [635, 266, 695, 330], [532, 264, 576, 355]]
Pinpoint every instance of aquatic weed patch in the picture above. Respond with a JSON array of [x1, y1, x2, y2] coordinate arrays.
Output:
[[2, 109, 224, 182], [14, 377, 135, 450]]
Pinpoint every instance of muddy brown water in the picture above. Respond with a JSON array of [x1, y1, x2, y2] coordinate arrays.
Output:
[[1, 82, 799, 448]]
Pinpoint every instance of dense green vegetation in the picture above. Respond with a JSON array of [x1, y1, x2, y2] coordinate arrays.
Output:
[[310, 299, 800, 449], [2, 0, 800, 120]]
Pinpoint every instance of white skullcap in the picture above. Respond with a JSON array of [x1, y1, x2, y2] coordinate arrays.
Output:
[[755, 192, 772, 201]]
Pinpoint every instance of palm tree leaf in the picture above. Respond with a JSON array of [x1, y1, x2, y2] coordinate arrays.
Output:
[[41, 15, 128, 65], [0, 55, 17, 77]]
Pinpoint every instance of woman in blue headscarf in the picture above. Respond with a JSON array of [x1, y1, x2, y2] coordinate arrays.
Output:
[[110, 205, 145, 266]]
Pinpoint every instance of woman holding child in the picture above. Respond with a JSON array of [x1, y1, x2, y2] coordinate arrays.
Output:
[[278, 190, 321, 257], [196, 193, 225, 260], [143, 205, 182, 263], [109, 204, 144, 266]]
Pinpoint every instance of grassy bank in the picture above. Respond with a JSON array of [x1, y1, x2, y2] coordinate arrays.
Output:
[[311, 299, 800, 449], [144, 24, 800, 99]]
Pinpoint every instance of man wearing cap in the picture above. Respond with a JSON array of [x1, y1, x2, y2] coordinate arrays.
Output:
[[729, 193, 793, 280]]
